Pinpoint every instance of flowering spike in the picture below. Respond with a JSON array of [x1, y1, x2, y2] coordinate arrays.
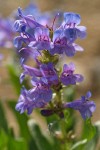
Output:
[[14, 5, 95, 122]]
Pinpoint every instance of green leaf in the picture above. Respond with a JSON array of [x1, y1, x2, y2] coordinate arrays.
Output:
[[0, 127, 30, 150], [82, 121, 100, 150], [82, 119, 96, 141], [0, 129, 8, 150], [7, 101, 30, 141], [0, 101, 8, 133], [0, 129, 28, 150], [63, 86, 75, 102], [28, 119, 56, 150], [8, 137, 28, 150], [71, 139, 87, 150], [63, 110, 76, 132], [8, 101, 39, 150], [7, 64, 21, 95], [63, 87, 76, 132], [46, 114, 60, 134]]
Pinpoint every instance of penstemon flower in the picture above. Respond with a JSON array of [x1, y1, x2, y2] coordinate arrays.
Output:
[[60, 62, 83, 86], [63, 12, 87, 42], [63, 91, 96, 120], [14, 7, 96, 121]]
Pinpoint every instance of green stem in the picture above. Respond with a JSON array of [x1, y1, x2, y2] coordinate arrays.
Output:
[[49, 101, 54, 109]]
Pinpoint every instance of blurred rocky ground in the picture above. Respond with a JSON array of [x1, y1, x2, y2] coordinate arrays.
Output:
[[0, 0, 100, 122]]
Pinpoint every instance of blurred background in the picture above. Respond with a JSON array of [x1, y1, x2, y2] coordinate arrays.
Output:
[[0, 0, 100, 136]]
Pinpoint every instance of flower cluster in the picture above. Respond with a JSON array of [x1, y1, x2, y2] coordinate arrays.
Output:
[[14, 7, 96, 120], [0, 3, 52, 60]]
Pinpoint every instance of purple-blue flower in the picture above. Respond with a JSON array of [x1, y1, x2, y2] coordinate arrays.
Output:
[[29, 27, 51, 51], [18, 7, 43, 29], [20, 64, 42, 83], [16, 77, 52, 114], [13, 7, 43, 49], [14, 30, 35, 49], [60, 62, 83, 85], [63, 12, 81, 26], [50, 29, 67, 55], [64, 91, 96, 120], [62, 12, 86, 43], [40, 62, 59, 85], [50, 29, 83, 57], [20, 62, 59, 85], [30, 77, 52, 103], [15, 87, 34, 114]]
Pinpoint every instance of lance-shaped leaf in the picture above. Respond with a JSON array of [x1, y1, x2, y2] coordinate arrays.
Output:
[[0, 101, 8, 133], [7, 64, 21, 95], [0, 129, 8, 149], [8, 101, 39, 150], [82, 118, 96, 141], [82, 121, 100, 150], [28, 119, 58, 150]]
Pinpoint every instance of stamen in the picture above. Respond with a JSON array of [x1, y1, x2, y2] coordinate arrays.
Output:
[[52, 13, 60, 30]]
